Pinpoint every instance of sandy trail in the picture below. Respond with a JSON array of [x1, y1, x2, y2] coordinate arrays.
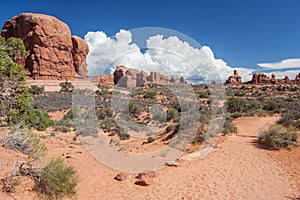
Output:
[[73, 116, 299, 200], [1, 116, 299, 199]]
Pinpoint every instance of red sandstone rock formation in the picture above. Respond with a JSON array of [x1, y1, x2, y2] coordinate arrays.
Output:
[[270, 73, 278, 85], [147, 72, 169, 83], [225, 70, 242, 84], [295, 73, 300, 84], [71, 36, 89, 79], [113, 66, 127, 85], [95, 66, 187, 88], [283, 76, 293, 85], [180, 76, 187, 84], [92, 74, 114, 89], [251, 72, 270, 84], [1, 13, 89, 80], [136, 71, 147, 87], [225, 70, 300, 85], [170, 76, 177, 83]]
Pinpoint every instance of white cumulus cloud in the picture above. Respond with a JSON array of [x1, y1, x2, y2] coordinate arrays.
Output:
[[258, 58, 300, 69], [84, 29, 253, 83]]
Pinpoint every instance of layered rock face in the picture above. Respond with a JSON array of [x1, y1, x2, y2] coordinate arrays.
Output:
[[225, 70, 242, 84], [1, 13, 89, 80], [95, 66, 187, 88]]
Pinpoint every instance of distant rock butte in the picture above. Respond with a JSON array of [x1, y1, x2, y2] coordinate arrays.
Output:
[[93, 66, 188, 88], [1, 13, 89, 80], [226, 70, 242, 84], [226, 70, 300, 85]]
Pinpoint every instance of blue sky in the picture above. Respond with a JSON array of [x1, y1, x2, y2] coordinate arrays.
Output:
[[1, 0, 299, 82]]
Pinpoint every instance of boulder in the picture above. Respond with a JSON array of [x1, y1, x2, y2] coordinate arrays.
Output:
[[1, 13, 88, 80], [137, 170, 156, 178], [165, 160, 180, 167], [114, 173, 127, 181], [135, 170, 156, 186]]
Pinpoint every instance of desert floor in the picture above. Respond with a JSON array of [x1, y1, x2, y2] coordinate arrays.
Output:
[[1, 116, 299, 200]]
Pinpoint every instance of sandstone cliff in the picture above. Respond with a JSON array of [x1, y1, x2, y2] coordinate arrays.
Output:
[[1, 13, 89, 80]]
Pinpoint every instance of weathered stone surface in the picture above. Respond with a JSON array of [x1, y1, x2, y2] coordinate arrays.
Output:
[[226, 70, 242, 84], [1, 13, 88, 80]]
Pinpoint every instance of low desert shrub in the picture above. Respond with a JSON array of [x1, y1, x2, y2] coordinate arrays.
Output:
[[96, 107, 113, 120], [2, 127, 47, 159], [226, 98, 248, 113], [192, 128, 205, 144], [59, 81, 74, 93], [151, 105, 166, 123], [277, 106, 300, 129], [99, 118, 115, 132], [95, 87, 109, 96], [128, 101, 140, 114], [77, 127, 98, 137], [263, 99, 281, 113], [222, 117, 237, 134], [166, 108, 177, 121], [23, 108, 54, 131], [35, 158, 78, 199], [147, 136, 155, 143], [118, 131, 130, 140], [198, 92, 209, 98], [234, 92, 245, 97], [53, 125, 71, 133], [258, 124, 298, 149], [0, 176, 20, 193], [144, 91, 156, 99], [55, 108, 77, 128], [29, 85, 45, 95]]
